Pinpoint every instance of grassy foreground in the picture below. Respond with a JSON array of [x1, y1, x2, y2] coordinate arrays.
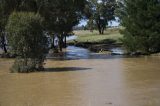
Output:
[[73, 28, 123, 44]]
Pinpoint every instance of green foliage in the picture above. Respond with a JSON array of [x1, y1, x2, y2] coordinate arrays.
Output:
[[37, 0, 86, 33], [0, 0, 87, 36], [120, 32, 139, 52], [0, 0, 86, 33], [6, 12, 48, 72], [117, 0, 160, 53]]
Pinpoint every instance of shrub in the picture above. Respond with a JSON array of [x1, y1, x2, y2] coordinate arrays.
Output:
[[6, 12, 48, 73]]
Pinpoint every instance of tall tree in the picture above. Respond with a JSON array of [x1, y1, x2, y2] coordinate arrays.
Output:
[[117, 0, 160, 53], [87, 0, 116, 34], [40, 0, 86, 51]]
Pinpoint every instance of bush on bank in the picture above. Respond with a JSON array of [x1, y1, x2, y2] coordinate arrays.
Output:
[[118, 0, 160, 54]]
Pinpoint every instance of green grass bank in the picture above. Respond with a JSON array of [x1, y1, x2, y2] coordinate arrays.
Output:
[[68, 28, 123, 52], [73, 28, 123, 44]]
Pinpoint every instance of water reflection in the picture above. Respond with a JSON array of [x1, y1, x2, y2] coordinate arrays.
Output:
[[47, 46, 126, 60], [65, 46, 90, 59]]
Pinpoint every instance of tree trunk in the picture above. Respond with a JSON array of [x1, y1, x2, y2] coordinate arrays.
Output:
[[3, 45, 7, 53], [97, 23, 102, 34], [64, 34, 67, 48], [52, 35, 55, 49], [101, 27, 105, 35], [0, 32, 7, 53], [59, 34, 63, 52], [97, 23, 105, 34], [98, 28, 102, 34]]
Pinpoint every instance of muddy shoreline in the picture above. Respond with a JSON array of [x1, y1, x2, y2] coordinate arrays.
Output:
[[68, 42, 160, 56], [67, 41, 129, 56], [68, 42, 123, 53]]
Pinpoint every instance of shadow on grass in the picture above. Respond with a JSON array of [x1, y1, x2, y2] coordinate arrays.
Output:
[[44, 67, 92, 72], [72, 39, 117, 45], [99, 39, 116, 44]]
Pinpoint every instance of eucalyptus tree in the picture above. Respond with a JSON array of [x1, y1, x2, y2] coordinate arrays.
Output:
[[39, 0, 87, 51], [86, 0, 116, 34]]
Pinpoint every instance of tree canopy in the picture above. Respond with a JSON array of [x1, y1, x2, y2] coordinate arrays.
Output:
[[0, 0, 87, 32], [117, 0, 160, 53], [0, 0, 87, 52]]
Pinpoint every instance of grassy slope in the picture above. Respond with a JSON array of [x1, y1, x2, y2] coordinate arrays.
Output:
[[73, 28, 123, 44]]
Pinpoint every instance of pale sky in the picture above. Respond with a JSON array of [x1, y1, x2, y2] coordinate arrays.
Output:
[[78, 18, 120, 27]]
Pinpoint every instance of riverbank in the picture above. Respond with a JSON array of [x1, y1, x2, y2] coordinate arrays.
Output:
[[68, 28, 123, 53]]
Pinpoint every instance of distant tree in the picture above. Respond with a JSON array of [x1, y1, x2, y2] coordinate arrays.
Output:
[[6, 12, 48, 72], [86, 0, 116, 34], [117, 0, 160, 53]]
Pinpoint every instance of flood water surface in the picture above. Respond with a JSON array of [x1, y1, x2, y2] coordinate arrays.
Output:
[[0, 46, 160, 106]]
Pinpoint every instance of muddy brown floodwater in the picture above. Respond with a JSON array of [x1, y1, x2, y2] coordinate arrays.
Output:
[[0, 46, 160, 106]]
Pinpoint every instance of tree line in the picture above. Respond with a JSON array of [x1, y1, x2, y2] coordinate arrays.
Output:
[[1, 0, 160, 72], [0, 0, 117, 72]]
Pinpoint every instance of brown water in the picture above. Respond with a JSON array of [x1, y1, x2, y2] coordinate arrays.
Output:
[[0, 48, 160, 106]]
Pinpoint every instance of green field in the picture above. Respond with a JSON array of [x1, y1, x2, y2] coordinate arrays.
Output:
[[73, 28, 123, 44]]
